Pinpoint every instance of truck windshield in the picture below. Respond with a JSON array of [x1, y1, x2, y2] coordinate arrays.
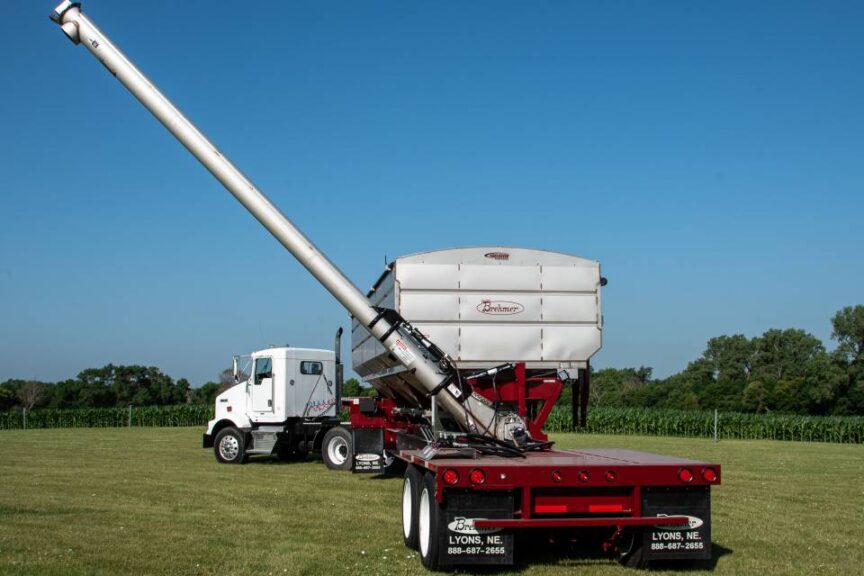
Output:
[[234, 355, 252, 383]]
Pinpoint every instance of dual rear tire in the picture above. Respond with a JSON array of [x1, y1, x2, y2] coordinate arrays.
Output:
[[402, 466, 422, 549], [402, 466, 443, 570]]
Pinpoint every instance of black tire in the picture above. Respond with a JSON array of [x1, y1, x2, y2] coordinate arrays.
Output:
[[214, 427, 247, 464], [417, 472, 444, 570], [384, 451, 407, 476], [617, 530, 649, 569], [321, 426, 353, 471], [402, 466, 423, 550]]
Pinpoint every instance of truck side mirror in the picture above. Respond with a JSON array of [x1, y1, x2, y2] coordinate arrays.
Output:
[[233, 356, 239, 383]]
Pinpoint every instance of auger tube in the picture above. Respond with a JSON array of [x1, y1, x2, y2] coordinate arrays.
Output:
[[49, 1, 527, 446]]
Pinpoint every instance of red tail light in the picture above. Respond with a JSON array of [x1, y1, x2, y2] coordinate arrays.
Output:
[[702, 467, 718, 483], [605, 470, 617, 482], [578, 470, 590, 483], [551, 470, 563, 483], [469, 469, 486, 485], [443, 469, 459, 485], [678, 468, 694, 483]]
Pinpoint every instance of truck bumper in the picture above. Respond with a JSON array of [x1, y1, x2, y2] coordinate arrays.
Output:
[[202, 433, 213, 448]]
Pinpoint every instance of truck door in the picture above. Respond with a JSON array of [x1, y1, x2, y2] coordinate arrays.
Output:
[[251, 356, 274, 413]]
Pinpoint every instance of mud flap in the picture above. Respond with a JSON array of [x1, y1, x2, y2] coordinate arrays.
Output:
[[351, 428, 384, 473], [642, 486, 712, 561], [439, 490, 514, 566]]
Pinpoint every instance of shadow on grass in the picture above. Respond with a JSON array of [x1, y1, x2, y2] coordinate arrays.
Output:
[[241, 455, 315, 466], [649, 543, 733, 572], [455, 537, 732, 574], [243, 454, 403, 480], [222, 454, 736, 573]]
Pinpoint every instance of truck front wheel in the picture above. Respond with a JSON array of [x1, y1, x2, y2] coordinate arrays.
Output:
[[321, 426, 352, 471], [214, 427, 247, 464]]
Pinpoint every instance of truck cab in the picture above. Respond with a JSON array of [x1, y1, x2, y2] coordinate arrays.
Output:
[[203, 346, 340, 463]]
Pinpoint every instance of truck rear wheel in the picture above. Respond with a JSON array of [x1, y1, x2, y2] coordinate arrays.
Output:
[[214, 427, 247, 464], [402, 466, 423, 550], [418, 472, 443, 570], [322, 426, 352, 471]]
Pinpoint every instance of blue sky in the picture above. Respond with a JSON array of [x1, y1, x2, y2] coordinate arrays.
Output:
[[1, 1, 861, 386]]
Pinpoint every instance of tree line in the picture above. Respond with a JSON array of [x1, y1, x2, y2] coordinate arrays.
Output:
[[561, 305, 864, 416], [0, 365, 233, 412], [4, 305, 861, 417], [0, 362, 369, 413]]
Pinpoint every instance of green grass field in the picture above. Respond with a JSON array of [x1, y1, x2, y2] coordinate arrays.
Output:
[[0, 428, 861, 576]]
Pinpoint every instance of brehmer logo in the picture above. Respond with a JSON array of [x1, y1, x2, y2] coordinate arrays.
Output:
[[477, 300, 524, 315], [653, 515, 704, 531], [484, 252, 510, 261], [355, 453, 381, 463], [447, 517, 502, 535]]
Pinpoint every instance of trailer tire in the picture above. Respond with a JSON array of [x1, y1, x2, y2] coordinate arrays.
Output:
[[214, 427, 246, 464], [617, 530, 648, 569], [402, 466, 423, 550], [321, 426, 352, 471], [417, 472, 444, 570]]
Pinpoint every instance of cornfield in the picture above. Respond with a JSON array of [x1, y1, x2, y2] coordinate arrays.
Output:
[[545, 406, 864, 444], [0, 405, 213, 430], [2, 404, 863, 443]]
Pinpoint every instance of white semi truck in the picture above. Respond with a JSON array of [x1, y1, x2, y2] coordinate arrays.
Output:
[[203, 342, 342, 464], [50, 3, 722, 570], [202, 329, 361, 471]]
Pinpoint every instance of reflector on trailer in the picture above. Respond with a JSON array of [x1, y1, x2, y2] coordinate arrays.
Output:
[[535, 504, 567, 514], [588, 504, 625, 513], [443, 469, 459, 485], [702, 467, 718, 483], [469, 469, 486, 485], [678, 468, 694, 483]]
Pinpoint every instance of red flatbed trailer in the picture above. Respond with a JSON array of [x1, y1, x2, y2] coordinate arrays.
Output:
[[343, 364, 721, 569], [397, 447, 719, 569]]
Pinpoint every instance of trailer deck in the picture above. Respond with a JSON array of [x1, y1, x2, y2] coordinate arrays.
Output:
[[401, 446, 719, 503], [405, 447, 719, 474]]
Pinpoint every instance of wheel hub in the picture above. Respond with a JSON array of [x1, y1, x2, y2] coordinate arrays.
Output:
[[328, 436, 348, 465], [219, 435, 239, 461]]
